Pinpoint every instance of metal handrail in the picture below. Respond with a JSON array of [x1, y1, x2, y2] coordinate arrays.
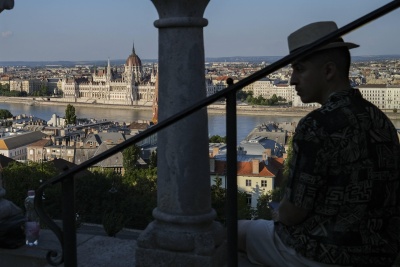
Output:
[[35, 0, 400, 266]]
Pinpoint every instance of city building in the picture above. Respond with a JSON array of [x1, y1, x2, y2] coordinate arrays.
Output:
[[0, 131, 46, 161], [358, 84, 400, 110], [210, 157, 284, 209], [61, 43, 157, 106], [26, 139, 52, 162]]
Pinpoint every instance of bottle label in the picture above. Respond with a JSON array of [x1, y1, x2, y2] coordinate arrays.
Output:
[[25, 221, 40, 239]]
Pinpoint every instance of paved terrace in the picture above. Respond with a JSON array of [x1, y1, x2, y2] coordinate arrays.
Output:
[[0, 226, 257, 267]]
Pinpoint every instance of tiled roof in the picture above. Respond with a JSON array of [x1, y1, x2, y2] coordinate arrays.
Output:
[[268, 157, 285, 187], [215, 75, 230, 81], [27, 139, 51, 147], [237, 161, 274, 177], [128, 122, 149, 130], [357, 84, 387, 88], [0, 131, 46, 150], [213, 159, 280, 178]]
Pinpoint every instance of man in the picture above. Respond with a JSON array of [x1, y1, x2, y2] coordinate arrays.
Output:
[[238, 21, 400, 267]]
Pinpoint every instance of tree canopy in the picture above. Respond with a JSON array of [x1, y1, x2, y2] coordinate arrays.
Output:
[[0, 109, 13, 119], [209, 135, 226, 143], [122, 144, 141, 172], [65, 104, 77, 125]]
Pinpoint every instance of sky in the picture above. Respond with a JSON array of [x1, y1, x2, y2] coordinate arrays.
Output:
[[0, 0, 399, 61]]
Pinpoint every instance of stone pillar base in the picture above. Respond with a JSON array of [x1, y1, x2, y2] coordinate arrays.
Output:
[[135, 221, 227, 267]]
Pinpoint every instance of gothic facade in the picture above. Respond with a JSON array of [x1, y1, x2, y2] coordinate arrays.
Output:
[[61, 43, 157, 106]]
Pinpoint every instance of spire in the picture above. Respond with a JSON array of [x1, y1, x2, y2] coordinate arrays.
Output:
[[107, 58, 111, 81], [132, 41, 136, 55]]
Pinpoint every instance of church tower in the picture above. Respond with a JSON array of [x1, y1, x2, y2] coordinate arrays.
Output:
[[106, 58, 111, 82], [124, 41, 143, 105]]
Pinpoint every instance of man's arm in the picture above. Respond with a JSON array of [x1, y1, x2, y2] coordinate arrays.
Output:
[[277, 196, 309, 226]]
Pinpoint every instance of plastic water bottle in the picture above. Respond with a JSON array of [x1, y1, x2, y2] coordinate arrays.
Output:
[[25, 190, 40, 246]]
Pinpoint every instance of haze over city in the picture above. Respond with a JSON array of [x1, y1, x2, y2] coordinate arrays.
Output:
[[1, 0, 400, 62]]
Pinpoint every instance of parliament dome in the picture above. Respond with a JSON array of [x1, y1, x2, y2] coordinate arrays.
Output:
[[126, 53, 142, 67], [126, 42, 142, 67]]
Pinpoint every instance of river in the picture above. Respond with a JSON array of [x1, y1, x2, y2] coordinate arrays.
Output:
[[1, 102, 399, 143]]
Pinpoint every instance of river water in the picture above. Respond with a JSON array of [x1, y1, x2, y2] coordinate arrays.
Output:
[[1, 102, 399, 143]]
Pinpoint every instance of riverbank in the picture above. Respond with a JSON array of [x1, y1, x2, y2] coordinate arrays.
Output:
[[0, 96, 311, 117], [0, 96, 399, 120]]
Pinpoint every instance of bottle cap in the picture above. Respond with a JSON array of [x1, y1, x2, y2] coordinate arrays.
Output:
[[27, 190, 35, 197]]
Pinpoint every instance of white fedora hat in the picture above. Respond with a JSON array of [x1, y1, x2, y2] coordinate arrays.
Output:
[[288, 21, 359, 54]]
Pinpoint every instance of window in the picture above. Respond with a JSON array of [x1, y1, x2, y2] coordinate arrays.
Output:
[[246, 179, 251, 187], [261, 180, 267, 187], [246, 194, 252, 206]]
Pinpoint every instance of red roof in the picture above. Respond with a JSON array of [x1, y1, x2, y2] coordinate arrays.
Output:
[[213, 159, 283, 178], [215, 76, 230, 81]]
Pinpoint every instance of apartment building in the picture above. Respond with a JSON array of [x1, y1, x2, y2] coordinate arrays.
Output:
[[210, 157, 284, 209], [358, 84, 400, 109], [0, 131, 46, 161]]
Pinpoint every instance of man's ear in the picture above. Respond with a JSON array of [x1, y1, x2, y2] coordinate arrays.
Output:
[[324, 61, 336, 81]]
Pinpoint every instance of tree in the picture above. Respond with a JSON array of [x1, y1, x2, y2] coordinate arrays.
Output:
[[2, 161, 58, 210], [0, 109, 13, 119], [255, 191, 273, 220], [283, 135, 294, 179], [211, 176, 226, 223], [245, 95, 253, 103], [122, 144, 141, 172], [255, 188, 284, 220], [211, 176, 255, 224], [65, 104, 77, 125], [149, 150, 157, 168], [271, 94, 278, 105], [39, 84, 49, 96], [120, 167, 157, 229], [209, 135, 226, 143], [237, 90, 250, 101]]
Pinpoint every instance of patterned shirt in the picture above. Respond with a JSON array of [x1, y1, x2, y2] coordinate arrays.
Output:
[[276, 89, 400, 266]]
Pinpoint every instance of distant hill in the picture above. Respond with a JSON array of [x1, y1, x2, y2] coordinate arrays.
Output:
[[1, 55, 399, 67], [205, 55, 400, 63], [205, 56, 283, 63], [351, 55, 400, 62], [0, 59, 157, 68]]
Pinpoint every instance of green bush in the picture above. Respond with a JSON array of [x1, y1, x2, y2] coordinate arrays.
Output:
[[211, 176, 255, 225], [102, 211, 128, 237], [2, 162, 158, 231], [2, 162, 57, 210]]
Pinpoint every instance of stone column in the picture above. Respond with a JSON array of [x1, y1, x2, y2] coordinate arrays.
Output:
[[135, 1, 226, 266]]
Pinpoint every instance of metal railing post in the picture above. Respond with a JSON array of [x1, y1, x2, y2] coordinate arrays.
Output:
[[62, 175, 77, 267], [226, 78, 238, 267]]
